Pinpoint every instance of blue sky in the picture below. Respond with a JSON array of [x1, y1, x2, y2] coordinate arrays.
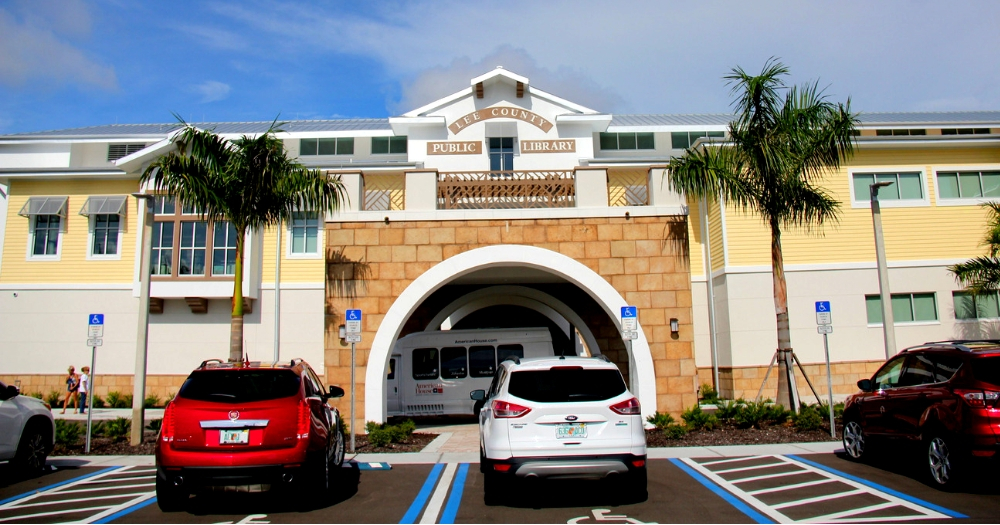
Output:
[[1, 0, 998, 134]]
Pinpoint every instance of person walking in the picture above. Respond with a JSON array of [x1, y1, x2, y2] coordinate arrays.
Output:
[[78, 366, 90, 414], [60, 366, 79, 414]]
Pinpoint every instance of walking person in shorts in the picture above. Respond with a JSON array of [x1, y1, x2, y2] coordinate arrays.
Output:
[[60, 366, 79, 414], [79, 366, 90, 414]]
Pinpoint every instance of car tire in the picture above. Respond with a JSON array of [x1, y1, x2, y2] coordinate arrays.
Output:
[[332, 425, 346, 469], [625, 467, 648, 502], [926, 432, 962, 489], [483, 471, 507, 506], [842, 419, 869, 461], [155, 476, 187, 512], [12, 421, 50, 473]]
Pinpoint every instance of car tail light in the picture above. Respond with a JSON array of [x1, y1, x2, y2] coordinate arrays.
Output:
[[956, 389, 1000, 408], [297, 401, 311, 439], [491, 400, 531, 418], [610, 397, 641, 415], [631, 459, 646, 468], [162, 402, 176, 442], [493, 463, 512, 472]]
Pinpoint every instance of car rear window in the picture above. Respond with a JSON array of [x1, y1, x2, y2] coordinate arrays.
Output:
[[178, 370, 300, 403], [971, 357, 1000, 387], [507, 368, 627, 403]]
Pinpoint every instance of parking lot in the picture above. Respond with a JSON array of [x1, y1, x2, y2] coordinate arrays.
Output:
[[3, 452, 1000, 524]]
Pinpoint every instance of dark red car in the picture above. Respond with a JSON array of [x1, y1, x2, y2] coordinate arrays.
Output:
[[842, 340, 1000, 488], [155, 359, 345, 510]]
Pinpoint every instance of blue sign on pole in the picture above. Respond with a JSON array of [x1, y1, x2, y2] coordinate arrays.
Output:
[[621, 306, 637, 319], [89, 314, 104, 325], [346, 309, 362, 321], [815, 301, 830, 313]]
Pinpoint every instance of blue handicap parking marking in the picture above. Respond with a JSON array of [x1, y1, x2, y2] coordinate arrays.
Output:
[[353, 461, 391, 470]]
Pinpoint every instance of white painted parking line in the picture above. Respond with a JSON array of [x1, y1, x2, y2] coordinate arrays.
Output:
[[681, 455, 954, 523], [419, 462, 458, 524], [0, 465, 156, 524]]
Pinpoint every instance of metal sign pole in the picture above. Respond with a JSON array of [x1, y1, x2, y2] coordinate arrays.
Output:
[[85, 345, 96, 453], [350, 341, 356, 453], [823, 333, 835, 438]]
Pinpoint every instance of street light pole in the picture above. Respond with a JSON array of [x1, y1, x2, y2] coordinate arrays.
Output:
[[870, 181, 896, 359], [131, 193, 154, 446]]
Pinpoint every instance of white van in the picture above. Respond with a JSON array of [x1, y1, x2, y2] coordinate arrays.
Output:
[[386, 328, 556, 417]]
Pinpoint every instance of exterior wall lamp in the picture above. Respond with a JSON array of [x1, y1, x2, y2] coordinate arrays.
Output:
[[670, 318, 679, 334]]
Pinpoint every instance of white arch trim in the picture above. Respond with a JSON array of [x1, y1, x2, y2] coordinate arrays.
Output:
[[425, 285, 601, 357], [364, 244, 656, 423]]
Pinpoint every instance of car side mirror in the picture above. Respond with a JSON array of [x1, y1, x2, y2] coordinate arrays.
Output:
[[857, 379, 873, 392], [470, 389, 486, 401], [326, 386, 345, 399]]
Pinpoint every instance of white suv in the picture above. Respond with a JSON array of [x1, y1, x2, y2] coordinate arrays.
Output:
[[0, 380, 55, 473], [471, 356, 647, 503]]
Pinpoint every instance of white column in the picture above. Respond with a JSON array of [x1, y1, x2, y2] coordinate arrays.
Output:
[[574, 168, 608, 208], [404, 170, 439, 211]]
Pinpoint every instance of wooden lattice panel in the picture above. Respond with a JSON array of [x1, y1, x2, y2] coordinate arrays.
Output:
[[437, 171, 575, 209], [608, 168, 649, 206], [363, 173, 405, 211]]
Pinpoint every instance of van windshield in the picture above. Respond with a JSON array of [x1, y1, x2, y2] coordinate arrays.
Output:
[[508, 368, 626, 403], [178, 370, 300, 404]]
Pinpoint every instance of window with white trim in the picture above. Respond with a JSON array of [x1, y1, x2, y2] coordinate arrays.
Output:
[[953, 291, 1000, 320], [600, 132, 655, 150], [289, 211, 319, 255], [152, 196, 239, 278], [937, 170, 1000, 201], [866, 293, 938, 324], [18, 196, 68, 259], [212, 222, 237, 275], [371, 136, 407, 154], [851, 171, 926, 204], [80, 195, 127, 258], [300, 138, 353, 156]]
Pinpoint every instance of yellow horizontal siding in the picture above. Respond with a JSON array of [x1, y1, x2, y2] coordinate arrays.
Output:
[[723, 147, 1000, 267], [2, 179, 140, 283], [687, 199, 705, 278], [709, 198, 725, 272], [259, 225, 326, 284]]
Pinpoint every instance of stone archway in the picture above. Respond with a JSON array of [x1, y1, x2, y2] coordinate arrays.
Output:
[[364, 244, 656, 423], [424, 285, 602, 357]]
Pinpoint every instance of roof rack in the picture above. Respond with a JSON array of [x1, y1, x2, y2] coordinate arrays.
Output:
[[919, 340, 1000, 352], [199, 358, 225, 368]]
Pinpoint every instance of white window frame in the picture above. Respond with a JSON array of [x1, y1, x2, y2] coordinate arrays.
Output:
[[933, 165, 1000, 206], [952, 290, 1000, 322], [286, 211, 323, 259], [26, 214, 63, 261], [865, 292, 940, 327], [849, 168, 930, 209], [86, 214, 123, 261]]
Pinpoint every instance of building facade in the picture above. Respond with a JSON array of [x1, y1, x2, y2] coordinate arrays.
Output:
[[1, 68, 998, 422]]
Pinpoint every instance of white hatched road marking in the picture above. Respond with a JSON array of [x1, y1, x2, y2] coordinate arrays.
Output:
[[419, 462, 457, 524], [680, 455, 952, 523], [0, 465, 156, 524]]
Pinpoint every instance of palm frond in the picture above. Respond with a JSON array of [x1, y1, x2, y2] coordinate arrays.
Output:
[[950, 256, 1000, 295]]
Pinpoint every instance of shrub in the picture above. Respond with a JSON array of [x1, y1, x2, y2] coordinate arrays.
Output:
[[396, 419, 416, 438], [46, 391, 62, 407], [815, 401, 845, 421], [55, 420, 82, 446], [104, 417, 131, 442], [146, 419, 162, 432], [793, 404, 823, 432], [733, 400, 789, 429], [682, 404, 718, 431], [646, 411, 676, 430], [105, 391, 123, 408], [89, 394, 106, 408], [89, 420, 107, 438], [28, 391, 44, 400], [699, 384, 719, 404], [143, 394, 161, 409], [365, 421, 381, 434], [714, 398, 746, 421], [367, 427, 392, 448], [662, 424, 687, 440]]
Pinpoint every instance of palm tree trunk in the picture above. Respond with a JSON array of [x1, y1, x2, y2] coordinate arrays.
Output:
[[770, 218, 798, 411], [229, 231, 246, 362]]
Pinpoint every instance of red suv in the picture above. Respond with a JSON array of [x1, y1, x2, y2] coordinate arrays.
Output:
[[155, 359, 345, 510], [842, 340, 1000, 488]]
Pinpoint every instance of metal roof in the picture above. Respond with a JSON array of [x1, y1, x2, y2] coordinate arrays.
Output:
[[3, 111, 999, 140]]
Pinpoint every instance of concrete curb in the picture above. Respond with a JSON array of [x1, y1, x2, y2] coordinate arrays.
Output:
[[49, 441, 844, 467]]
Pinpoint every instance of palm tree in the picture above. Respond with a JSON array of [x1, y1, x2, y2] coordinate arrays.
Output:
[[142, 118, 346, 362], [667, 59, 857, 411], [949, 202, 1000, 295]]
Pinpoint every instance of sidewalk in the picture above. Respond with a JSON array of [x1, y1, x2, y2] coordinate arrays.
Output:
[[51, 408, 164, 422]]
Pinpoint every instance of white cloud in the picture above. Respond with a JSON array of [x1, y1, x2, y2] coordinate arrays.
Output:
[[0, 1, 116, 90], [193, 81, 232, 103]]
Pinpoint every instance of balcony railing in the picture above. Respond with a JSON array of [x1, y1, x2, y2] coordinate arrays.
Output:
[[437, 170, 575, 210]]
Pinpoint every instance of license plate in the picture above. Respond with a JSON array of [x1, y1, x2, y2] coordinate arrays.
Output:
[[556, 423, 587, 439], [220, 429, 249, 445]]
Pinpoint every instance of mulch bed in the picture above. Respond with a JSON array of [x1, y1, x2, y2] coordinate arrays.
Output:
[[647, 421, 842, 448], [54, 433, 158, 456], [348, 432, 438, 453]]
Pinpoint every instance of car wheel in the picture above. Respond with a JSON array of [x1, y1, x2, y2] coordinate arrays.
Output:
[[332, 425, 346, 469], [155, 476, 187, 512], [619, 467, 648, 503], [926, 433, 961, 489], [12, 422, 50, 473], [842, 419, 869, 461], [483, 471, 507, 506]]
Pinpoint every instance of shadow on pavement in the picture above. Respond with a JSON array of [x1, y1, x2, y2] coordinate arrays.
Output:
[[485, 478, 647, 508], [833, 443, 1000, 496]]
